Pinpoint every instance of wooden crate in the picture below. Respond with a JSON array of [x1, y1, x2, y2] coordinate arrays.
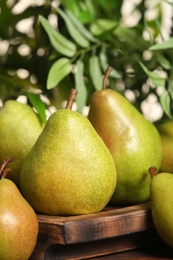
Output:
[[30, 202, 160, 260]]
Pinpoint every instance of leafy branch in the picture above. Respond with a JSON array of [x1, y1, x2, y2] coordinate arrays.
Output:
[[0, 0, 173, 121]]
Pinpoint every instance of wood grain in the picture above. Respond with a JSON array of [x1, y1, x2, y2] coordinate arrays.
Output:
[[44, 229, 160, 260], [30, 202, 157, 259]]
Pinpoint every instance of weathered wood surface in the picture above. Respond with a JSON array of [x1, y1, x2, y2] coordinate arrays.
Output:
[[30, 202, 159, 260]]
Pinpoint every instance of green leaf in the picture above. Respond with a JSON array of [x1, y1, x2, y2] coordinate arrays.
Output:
[[61, 0, 94, 23], [160, 91, 173, 119], [65, 10, 98, 43], [168, 72, 173, 100], [77, 10, 94, 24], [156, 53, 171, 70], [89, 55, 103, 90], [56, 8, 90, 48], [39, 15, 76, 57], [149, 37, 173, 51], [99, 52, 121, 79], [90, 19, 117, 36], [139, 62, 165, 87], [74, 59, 87, 113], [61, 0, 81, 17], [47, 58, 72, 90], [26, 92, 47, 124]]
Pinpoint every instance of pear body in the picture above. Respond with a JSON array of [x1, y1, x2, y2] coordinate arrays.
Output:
[[150, 172, 173, 248], [20, 109, 117, 215], [157, 120, 173, 173], [0, 178, 38, 260], [88, 89, 162, 205], [0, 100, 44, 187]]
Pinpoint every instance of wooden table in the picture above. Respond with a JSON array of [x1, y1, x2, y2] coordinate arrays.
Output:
[[30, 202, 173, 260]]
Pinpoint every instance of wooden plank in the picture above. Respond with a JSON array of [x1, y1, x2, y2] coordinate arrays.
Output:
[[37, 202, 151, 224], [37, 202, 153, 245], [30, 229, 160, 260], [64, 203, 153, 244], [30, 202, 155, 260]]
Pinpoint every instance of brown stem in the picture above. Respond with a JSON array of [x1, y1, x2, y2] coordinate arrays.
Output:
[[148, 166, 157, 178], [0, 158, 13, 179], [65, 88, 78, 110], [102, 66, 113, 90], [2, 168, 12, 179]]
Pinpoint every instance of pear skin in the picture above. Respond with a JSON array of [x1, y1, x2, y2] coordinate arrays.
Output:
[[0, 158, 38, 260], [149, 166, 173, 249], [0, 100, 44, 188], [88, 67, 162, 205], [20, 89, 117, 215], [157, 120, 173, 173]]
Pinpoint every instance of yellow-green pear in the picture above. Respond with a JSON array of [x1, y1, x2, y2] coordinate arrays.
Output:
[[88, 67, 162, 205], [0, 158, 39, 260], [157, 120, 173, 173], [0, 100, 44, 188], [20, 89, 117, 215], [149, 166, 173, 249]]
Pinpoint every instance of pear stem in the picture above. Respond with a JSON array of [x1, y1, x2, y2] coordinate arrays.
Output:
[[65, 88, 78, 110], [0, 158, 13, 179], [148, 166, 157, 178], [102, 66, 113, 90]]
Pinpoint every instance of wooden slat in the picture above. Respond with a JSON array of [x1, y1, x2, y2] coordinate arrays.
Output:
[[43, 230, 160, 260], [30, 229, 160, 260], [37, 202, 153, 245], [37, 202, 151, 224], [30, 202, 155, 260]]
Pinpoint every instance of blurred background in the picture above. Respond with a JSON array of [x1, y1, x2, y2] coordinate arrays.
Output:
[[0, 0, 173, 123]]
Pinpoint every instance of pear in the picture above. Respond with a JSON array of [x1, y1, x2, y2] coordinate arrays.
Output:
[[87, 67, 162, 205], [0, 100, 44, 188], [0, 158, 38, 260], [157, 120, 173, 173], [149, 166, 173, 249], [20, 89, 117, 215]]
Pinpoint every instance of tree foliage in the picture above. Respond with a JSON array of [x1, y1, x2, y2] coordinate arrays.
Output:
[[0, 0, 173, 122]]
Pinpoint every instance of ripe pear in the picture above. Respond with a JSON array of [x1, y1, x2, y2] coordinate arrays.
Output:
[[0, 158, 38, 260], [149, 166, 173, 249], [87, 67, 162, 205], [157, 120, 173, 173], [0, 100, 44, 188], [20, 89, 117, 215]]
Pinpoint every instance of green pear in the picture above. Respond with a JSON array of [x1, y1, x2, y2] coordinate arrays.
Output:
[[149, 166, 173, 249], [0, 100, 44, 188], [0, 158, 38, 260], [157, 120, 173, 173], [87, 67, 162, 205], [20, 89, 117, 215]]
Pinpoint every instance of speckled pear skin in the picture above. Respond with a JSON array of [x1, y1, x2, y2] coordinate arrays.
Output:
[[157, 120, 173, 173], [0, 177, 38, 260], [20, 109, 117, 215], [0, 100, 44, 188], [150, 172, 173, 248], [88, 89, 162, 205]]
